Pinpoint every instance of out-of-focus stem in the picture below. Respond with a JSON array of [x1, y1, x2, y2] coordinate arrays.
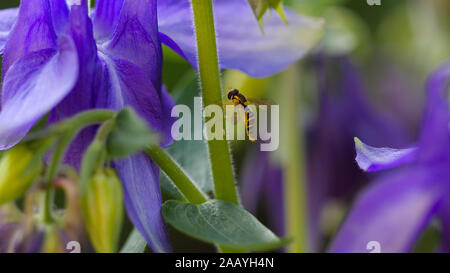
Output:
[[280, 65, 308, 252]]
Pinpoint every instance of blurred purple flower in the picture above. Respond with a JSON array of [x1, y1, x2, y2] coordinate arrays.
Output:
[[240, 56, 411, 251], [307, 56, 411, 250], [240, 149, 284, 237], [330, 63, 450, 252], [0, 0, 321, 252]]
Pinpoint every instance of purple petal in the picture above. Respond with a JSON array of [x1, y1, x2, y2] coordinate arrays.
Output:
[[0, 36, 79, 150], [240, 149, 269, 214], [48, 1, 100, 168], [240, 149, 285, 237], [97, 54, 163, 136], [103, 0, 162, 89], [329, 167, 443, 253], [2, 0, 57, 78], [354, 137, 418, 172], [50, 0, 69, 35], [0, 223, 20, 253], [92, 0, 124, 41], [439, 193, 450, 252], [418, 63, 450, 162], [160, 85, 176, 147], [94, 54, 173, 252], [157, 0, 324, 78], [0, 8, 18, 54], [114, 153, 172, 253]]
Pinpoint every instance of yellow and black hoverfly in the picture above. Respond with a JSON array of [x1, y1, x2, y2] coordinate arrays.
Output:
[[223, 88, 274, 142]]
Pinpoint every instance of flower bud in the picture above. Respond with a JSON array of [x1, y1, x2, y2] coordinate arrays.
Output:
[[42, 225, 67, 253], [82, 168, 123, 253], [0, 145, 42, 205]]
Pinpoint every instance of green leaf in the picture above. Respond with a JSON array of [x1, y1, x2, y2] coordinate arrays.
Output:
[[162, 200, 290, 251], [120, 229, 147, 253], [107, 108, 159, 158], [247, 0, 288, 30]]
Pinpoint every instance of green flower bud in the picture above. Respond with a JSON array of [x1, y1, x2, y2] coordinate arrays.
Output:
[[0, 145, 42, 205], [42, 225, 65, 253], [82, 168, 123, 253]]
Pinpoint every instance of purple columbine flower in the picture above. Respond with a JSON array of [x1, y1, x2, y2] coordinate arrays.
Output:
[[0, 0, 322, 252], [329, 63, 450, 253]]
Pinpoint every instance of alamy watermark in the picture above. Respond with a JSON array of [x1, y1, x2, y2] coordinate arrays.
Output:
[[170, 97, 280, 151], [367, 0, 381, 6]]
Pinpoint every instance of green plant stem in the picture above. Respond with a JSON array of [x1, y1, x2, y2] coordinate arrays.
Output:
[[280, 66, 308, 252], [79, 120, 116, 194], [25, 110, 116, 142], [146, 145, 208, 204], [42, 110, 116, 223], [190, 0, 239, 205]]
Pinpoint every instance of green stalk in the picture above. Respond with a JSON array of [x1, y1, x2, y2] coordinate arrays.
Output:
[[280, 66, 308, 252], [190, 0, 239, 205], [79, 120, 116, 194], [146, 145, 208, 204], [42, 110, 116, 223]]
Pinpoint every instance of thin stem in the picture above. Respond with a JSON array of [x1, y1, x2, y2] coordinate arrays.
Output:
[[79, 120, 116, 194], [146, 145, 208, 204], [42, 110, 116, 223], [280, 66, 308, 252], [43, 131, 76, 223], [190, 0, 239, 205], [24, 110, 116, 142]]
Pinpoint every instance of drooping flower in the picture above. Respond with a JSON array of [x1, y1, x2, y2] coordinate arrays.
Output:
[[0, 0, 323, 252], [329, 63, 450, 253]]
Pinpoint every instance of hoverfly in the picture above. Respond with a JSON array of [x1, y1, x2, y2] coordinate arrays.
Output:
[[223, 88, 275, 142]]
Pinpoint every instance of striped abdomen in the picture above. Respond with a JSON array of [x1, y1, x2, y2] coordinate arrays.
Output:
[[245, 107, 256, 142]]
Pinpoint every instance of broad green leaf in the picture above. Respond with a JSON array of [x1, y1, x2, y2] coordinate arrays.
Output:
[[107, 108, 159, 158], [162, 200, 290, 251], [120, 229, 147, 253], [162, 72, 213, 194]]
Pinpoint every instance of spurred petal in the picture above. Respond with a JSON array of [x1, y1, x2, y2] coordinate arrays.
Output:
[[114, 153, 172, 253], [354, 137, 417, 172], [2, 0, 57, 78], [95, 53, 174, 252], [418, 63, 450, 162], [0, 36, 78, 150], [158, 0, 324, 78], [329, 167, 443, 253], [103, 0, 162, 89], [92, 0, 124, 41], [48, 1, 101, 168], [0, 8, 18, 54]]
